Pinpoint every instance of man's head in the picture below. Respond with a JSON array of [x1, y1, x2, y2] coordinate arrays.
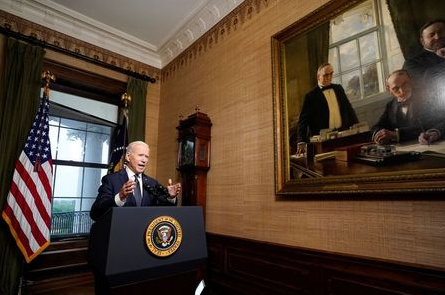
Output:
[[125, 141, 149, 174], [386, 70, 413, 103], [420, 20, 445, 51], [317, 63, 334, 86]]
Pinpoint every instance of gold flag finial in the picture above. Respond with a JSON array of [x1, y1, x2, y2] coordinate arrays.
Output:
[[121, 93, 132, 109], [41, 71, 56, 97]]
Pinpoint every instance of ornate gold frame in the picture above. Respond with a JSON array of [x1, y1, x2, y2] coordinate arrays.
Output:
[[271, 0, 445, 196]]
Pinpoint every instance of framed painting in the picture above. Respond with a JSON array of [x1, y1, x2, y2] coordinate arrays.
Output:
[[272, 0, 445, 195]]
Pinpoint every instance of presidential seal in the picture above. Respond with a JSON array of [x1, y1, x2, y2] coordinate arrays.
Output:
[[145, 216, 182, 257]]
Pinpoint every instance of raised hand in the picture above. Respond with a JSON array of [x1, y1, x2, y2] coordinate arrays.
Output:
[[167, 178, 181, 198]]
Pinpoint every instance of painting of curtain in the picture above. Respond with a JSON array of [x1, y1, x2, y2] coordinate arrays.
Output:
[[285, 22, 330, 154]]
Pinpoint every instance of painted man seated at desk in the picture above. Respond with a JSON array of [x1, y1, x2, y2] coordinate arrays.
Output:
[[371, 69, 444, 145]]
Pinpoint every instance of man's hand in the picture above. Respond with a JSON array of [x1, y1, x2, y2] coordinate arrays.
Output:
[[119, 179, 136, 201], [167, 178, 181, 199], [372, 129, 397, 145], [418, 130, 440, 145], [296, 142, 307, 158]]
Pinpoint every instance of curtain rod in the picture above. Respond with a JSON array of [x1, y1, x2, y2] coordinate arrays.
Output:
[[0, 26, 156, 83]]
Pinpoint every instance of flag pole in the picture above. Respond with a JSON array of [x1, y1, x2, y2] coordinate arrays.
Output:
[[16, 70, 56, 295], [120, 93, 131, 164]]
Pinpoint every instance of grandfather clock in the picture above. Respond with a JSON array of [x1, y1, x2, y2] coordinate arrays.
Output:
[[176, 111, 212, 213]]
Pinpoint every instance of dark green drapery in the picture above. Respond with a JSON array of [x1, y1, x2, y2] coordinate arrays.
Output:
[[126, 76, 148, 143], [0, 38, 44, 295], [285, 22, 330, 147], [386, 0, 445, 60], [307, 22, 330, 86]]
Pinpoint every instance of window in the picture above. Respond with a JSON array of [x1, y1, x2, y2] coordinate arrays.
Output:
[[328, 0, 403, 102], [43, 59, 126, 238], [48, 91, 118, 237]]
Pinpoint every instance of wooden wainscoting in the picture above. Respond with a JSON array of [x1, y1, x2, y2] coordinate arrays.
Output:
[[206, 233, 445, 295], [25, 238, 94, 295], [23, 234, 445, 295]]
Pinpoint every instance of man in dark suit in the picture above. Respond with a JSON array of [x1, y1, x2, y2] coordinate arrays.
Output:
[[371, 70, 443, 145], [89, 141, 181, 294], [403, 19, 445, 83], [90, 140, 181, 221], [296, 62, 358, 154]]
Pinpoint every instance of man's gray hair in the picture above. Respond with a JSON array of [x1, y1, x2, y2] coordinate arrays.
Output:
[[317, 62, 332, 74], [126, 141, 149, 154], [385, 69, 411, 85]]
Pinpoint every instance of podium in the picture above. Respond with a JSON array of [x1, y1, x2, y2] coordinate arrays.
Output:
[[88, 206, 207, 290]]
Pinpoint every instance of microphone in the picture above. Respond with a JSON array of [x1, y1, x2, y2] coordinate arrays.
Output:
[[142, 179, 170, 204]]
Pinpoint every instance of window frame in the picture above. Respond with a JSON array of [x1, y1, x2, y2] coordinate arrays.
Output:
[[44, 59, 126, 238], [328, 0, 389, 103]]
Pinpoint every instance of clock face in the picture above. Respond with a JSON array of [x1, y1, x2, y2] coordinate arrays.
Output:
[[179, 139, 194, 167]]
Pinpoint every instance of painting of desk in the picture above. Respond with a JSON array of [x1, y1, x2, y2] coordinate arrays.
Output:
[[290, 141, 445, 179]]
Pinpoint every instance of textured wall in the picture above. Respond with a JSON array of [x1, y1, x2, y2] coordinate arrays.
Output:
[[156, 0, 445, 269], [2, 0, 443, 271]]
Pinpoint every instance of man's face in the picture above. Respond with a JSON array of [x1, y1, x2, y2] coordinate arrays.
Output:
[[317, 65, 334, 86], [421, 22, 445, 51], [386, 73, 413, 102], [126, 143, 149, 174]]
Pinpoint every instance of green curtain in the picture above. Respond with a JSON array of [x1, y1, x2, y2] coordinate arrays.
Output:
[[0, 38, 44, 294], [386, 0, 445, 60], [126, 76, 148, 142], [285, 22, 330, 148], [307, 21, 330, 87]]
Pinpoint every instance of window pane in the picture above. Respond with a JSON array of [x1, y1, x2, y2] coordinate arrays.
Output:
[[342, 70, 361, 101], [51, 90, 118, 123], [60, 118, 87, 131], [86, 123, 112, 134], [81, 198, 96, 211], [83, 167, 107, 198], [329, 47, 339, 72], [53, 165, 84, 198], [57, 128, 86, 161], [49, 116, 60, 126], [359, 31, 380, 64], [363, 62, 383, 97], [85, 133, 110, 164], [330, 0, 376, 43], [49, 125, 59, 159], [339, 40, 359, 71], [52, 198, 77, 213]]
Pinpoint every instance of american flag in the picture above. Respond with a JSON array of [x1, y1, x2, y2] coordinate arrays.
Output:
[[108, 112, 128, 173], [2, 90, 53, 263]]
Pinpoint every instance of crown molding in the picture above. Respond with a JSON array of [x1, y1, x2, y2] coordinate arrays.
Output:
[[158, 0, 244, 67]]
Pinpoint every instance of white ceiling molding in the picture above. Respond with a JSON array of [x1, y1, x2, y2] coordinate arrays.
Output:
[[158, 0, 243, 67], [0, 0, 244, 69]]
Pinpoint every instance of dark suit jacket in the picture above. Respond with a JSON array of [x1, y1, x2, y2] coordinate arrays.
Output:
[[297, 84, 358, 143], [403, 49, 445, 83], [371, 96, 441, 142], [90, 169, 176, 221]]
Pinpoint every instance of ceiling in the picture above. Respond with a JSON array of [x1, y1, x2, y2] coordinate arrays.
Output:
[[0, 0, 245, 68]]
